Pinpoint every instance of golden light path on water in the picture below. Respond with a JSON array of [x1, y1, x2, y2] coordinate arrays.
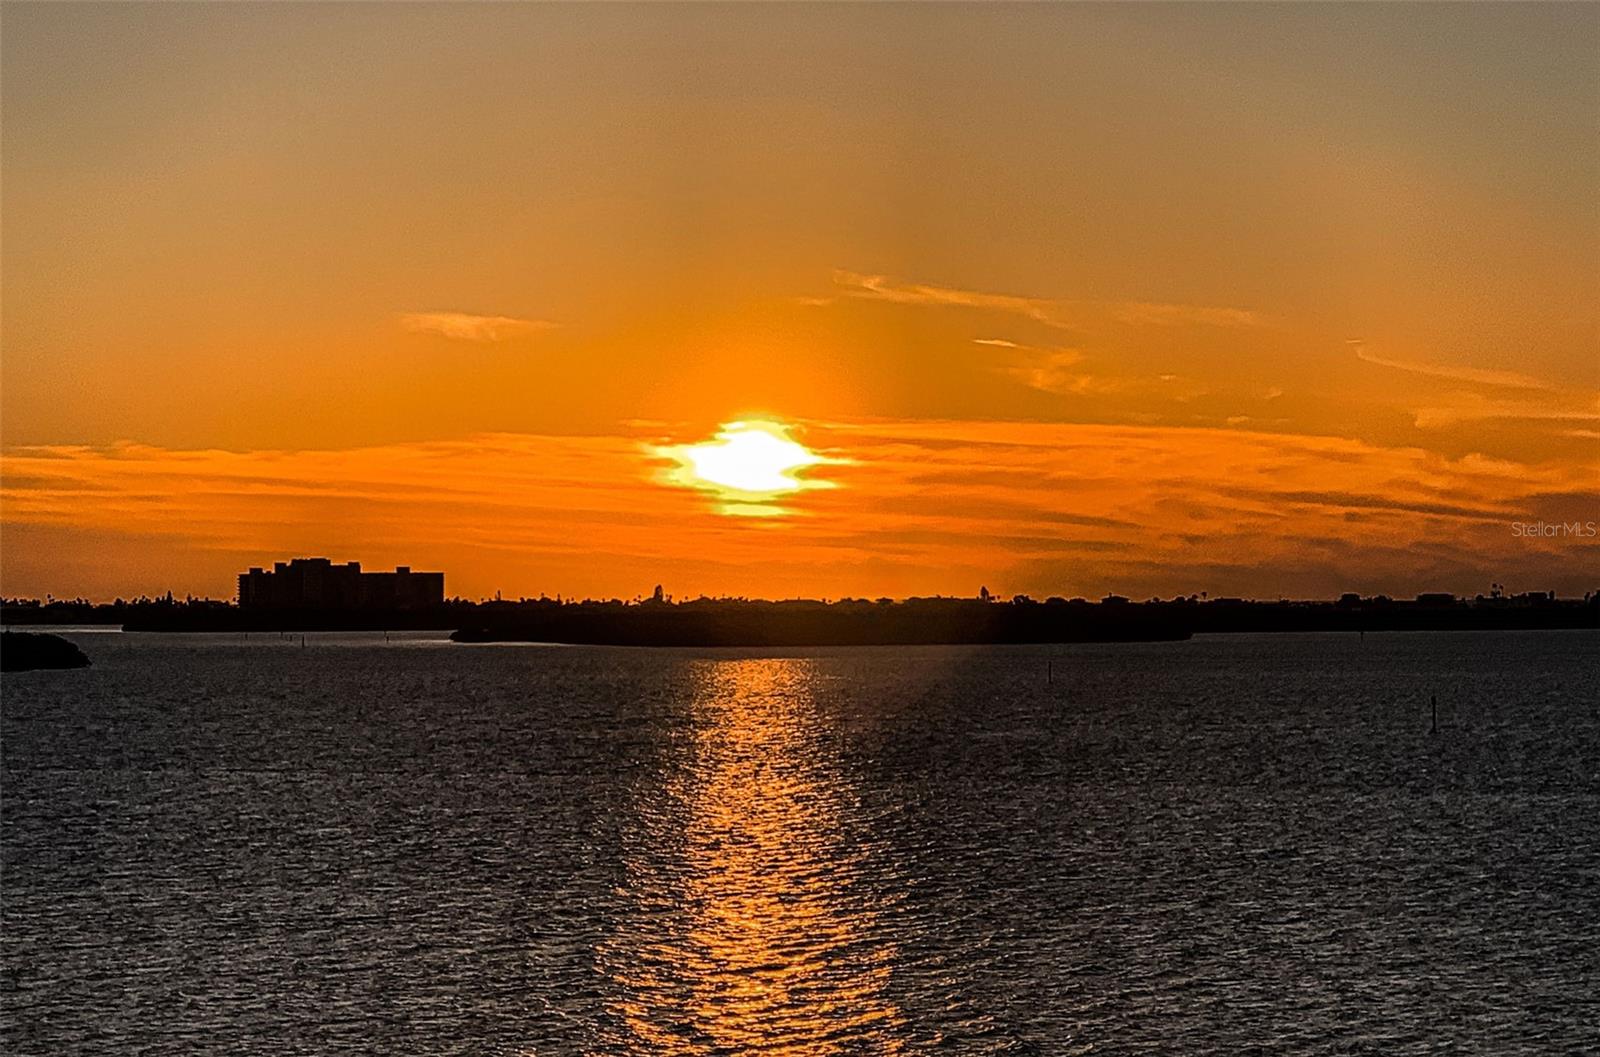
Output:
[[592, 659, 907, 1053], [653, 421, 840, 517]]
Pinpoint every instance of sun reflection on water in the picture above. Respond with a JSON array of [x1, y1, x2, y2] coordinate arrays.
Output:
[[594, 659, 906, 1053]]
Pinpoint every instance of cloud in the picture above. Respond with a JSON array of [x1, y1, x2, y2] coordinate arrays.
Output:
[[1000, 349, 1105, 395], [833, 270, 1068, 326], [1219, 486, 1510, 523], [1412, 401, 1600, 429], [1354, 346, 1553, 391], [1406, 384, 1600, 429], [832, 270, 1263, 331], [399, 312, 556, 342], [1109, 302, 1264, 328], [972, 338, 1022, 348], [998, 348, 1220, 404]]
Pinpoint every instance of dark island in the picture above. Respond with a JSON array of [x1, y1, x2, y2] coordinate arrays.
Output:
[[2, 631, 91, 672], [449, 590, 1598, 646], [453, 596, 1193, 646]]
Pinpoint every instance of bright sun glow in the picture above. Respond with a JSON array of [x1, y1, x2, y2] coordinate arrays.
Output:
[[655, 420, 837, 515], [679, 423, 822, 493]]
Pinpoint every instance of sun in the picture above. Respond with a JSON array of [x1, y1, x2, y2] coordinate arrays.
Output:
[[677, 422, 823, 493], [653, 420, 839, 515]]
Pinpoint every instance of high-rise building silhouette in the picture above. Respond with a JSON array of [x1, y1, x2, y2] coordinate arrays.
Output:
[[237, 558, 443, 610]]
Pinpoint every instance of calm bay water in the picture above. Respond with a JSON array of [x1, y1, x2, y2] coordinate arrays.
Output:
[[3, 630, 1597, 1054]]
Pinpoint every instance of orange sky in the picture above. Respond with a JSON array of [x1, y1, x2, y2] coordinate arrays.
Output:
[[3, 4, 1596, 601]]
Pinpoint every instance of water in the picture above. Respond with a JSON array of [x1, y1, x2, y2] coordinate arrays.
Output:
[[3, 630, 1597, 1054]]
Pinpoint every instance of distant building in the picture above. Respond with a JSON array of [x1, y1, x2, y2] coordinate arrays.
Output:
[[238, 558, 444, 610]]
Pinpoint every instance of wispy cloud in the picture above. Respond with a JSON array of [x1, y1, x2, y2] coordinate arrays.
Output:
[[399, 311, 557, 342], [1001, 349, 1101, 395], [1353, 346, 1553, 391], [972, 338, 1022, 348], [1412, 398, 1600, 430], [1111, 302, 1263, 328], [834, 270, 1068, 326], [998, 347, 1218, 404], [832, 270, 1263, 331]]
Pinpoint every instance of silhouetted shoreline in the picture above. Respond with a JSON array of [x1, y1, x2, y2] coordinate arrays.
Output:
[[447, 593, 1599, 645], [452, 598, 1193, 646], [4, 591, 1595, 645]]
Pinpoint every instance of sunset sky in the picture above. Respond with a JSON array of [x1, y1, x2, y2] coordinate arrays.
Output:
[[3, 3, 1596, 602]]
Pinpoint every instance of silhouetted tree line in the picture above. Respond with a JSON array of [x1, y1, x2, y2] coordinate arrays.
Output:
[[4, 588, 1595, 642]]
